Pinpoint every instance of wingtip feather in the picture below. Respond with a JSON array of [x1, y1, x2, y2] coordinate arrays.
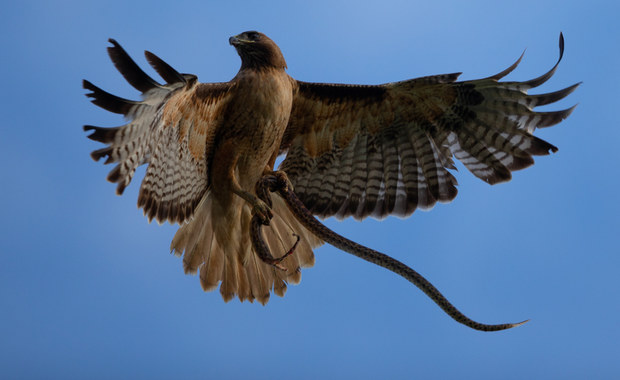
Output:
[[537, 104, 578, 128], [106, 38, 162, 93], [144, 50, 186, 84], [528, 82, 581, 107], [520, 33, 567, 89], [486, 50, 525, 81]]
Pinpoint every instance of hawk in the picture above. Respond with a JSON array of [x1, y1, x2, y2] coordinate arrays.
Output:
[[84, 31, 577, 331]]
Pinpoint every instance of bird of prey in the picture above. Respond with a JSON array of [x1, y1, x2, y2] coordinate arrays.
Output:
[[84, 31, 577, 331]]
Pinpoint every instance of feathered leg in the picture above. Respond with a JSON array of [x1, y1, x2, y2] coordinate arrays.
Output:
[[251, 173, 300, 270]]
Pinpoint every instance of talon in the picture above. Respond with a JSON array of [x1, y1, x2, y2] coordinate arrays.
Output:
[[252, 200, 273, 225], [274, 171, 292, 191]]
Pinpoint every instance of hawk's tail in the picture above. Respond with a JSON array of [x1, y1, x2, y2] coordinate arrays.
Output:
[[170, 192, 322, 304]]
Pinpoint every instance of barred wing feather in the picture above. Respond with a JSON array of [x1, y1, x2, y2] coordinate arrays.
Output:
[[280, 34, 578, 221], [84, 39, 232, 224]]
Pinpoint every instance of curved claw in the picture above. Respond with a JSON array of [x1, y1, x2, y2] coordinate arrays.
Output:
[[252, 200, 273, 225]]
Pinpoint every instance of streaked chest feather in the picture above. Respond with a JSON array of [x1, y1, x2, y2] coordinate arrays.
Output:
[[225, 69, 294, 142]]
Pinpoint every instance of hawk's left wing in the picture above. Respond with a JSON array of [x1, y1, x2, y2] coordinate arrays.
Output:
[[279, 34, 578, 220], [84, 39, 233, 224]]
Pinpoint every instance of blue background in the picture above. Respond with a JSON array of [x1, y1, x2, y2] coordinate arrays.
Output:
[[2, 0, 619, 378]]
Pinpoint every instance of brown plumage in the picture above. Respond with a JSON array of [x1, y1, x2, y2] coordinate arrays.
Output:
[[84, 31, 577, 306]]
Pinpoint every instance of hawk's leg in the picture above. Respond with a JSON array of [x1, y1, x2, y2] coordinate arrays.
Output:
[[233, 187, 273, 225], [249, 173, 300, 270]]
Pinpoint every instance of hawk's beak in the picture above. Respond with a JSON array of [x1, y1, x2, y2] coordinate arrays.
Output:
[[229, 36, 241, 46]]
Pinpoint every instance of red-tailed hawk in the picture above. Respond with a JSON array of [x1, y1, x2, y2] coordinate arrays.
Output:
[[84, 31, 577, 331]]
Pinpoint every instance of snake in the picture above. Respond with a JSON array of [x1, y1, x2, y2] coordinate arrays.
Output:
[[251, 171, 528, 332]]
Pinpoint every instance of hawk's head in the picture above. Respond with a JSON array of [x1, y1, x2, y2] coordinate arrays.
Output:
[[229, 31, 287, 70]]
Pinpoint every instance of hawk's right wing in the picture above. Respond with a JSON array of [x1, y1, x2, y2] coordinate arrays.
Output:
[[84, 39, 233, 224], [279, 34, 578, 221]]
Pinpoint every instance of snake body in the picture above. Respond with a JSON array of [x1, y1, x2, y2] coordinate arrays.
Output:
[[252, 172, 527, 332]]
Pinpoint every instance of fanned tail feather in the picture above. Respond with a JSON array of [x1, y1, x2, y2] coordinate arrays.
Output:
[[170, 192, 322, 305]]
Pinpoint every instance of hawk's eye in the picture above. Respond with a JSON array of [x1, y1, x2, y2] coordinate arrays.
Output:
[[247, 32, 259, 41]]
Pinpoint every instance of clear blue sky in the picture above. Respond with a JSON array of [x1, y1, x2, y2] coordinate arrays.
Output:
[[2, 0, 619, 378]]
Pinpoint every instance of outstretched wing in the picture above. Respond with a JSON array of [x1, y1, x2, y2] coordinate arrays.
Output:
[[279, 34, 578, 220], [84, 39, 233, 224]]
